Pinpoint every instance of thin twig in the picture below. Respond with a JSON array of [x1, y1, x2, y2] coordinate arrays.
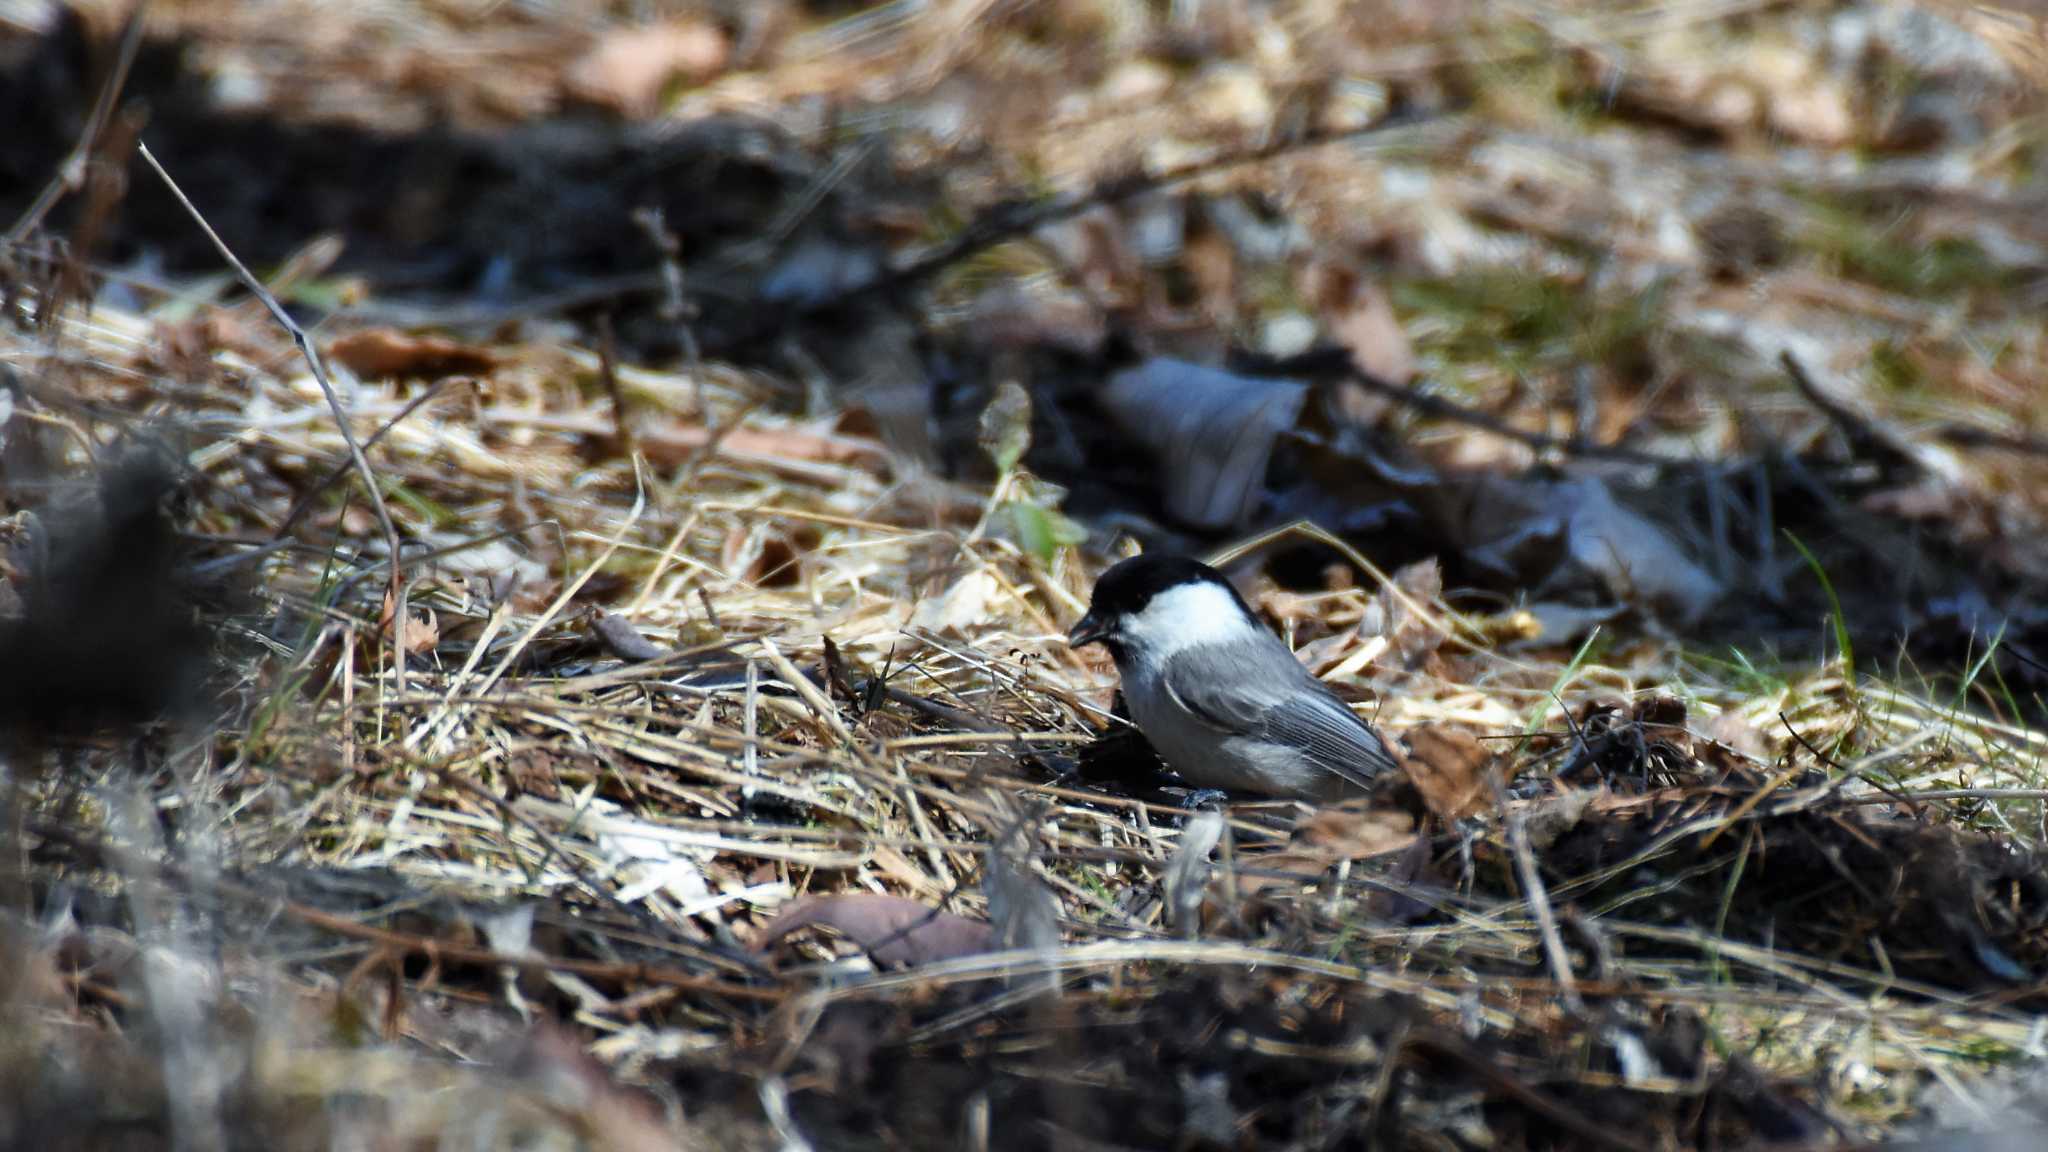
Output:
[[136, 140, 410, 693], [897, 115, 1441, 296], [1934, 422, 2048, 458], [8, 2, 148, 242], [1496, 775, 1583, 1014], [1779, 349, 1918, 478], [1341, 362, 1677, 467], [1401, 1029, 1645, 1152], [273, 378, 456, 540], [1778, 710, 1923, 816], [594, 312, 635, 456], [1835, 787, 2048, 805], [630, 205, 703, 410], [708, 110, 1449, 351]]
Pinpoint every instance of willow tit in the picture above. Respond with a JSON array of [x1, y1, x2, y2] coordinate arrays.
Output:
[[1067, 554, 1400, 802]]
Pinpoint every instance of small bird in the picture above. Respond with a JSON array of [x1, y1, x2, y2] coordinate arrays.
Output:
[[1067, 554, 1400, 802]]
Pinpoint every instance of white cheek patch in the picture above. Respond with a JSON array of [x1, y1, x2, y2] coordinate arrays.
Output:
[[1120, 582, 1263, 656]]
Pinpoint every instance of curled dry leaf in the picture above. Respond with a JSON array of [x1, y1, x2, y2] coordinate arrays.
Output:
[[909, 568, 1000, 634], [378, 589, 440, 657], [154, 309, 280, 382], [1354, 557, 1446, 669], [563, 19, 730, 117], [1399, 724, 1494, 821], [754, 894, 994, 969], [591, 610, 666, 663], [402, 608, 439, 657], [151, 317, 218, 383], [328, 328, 498, 381], [504, 748, 566, 801]]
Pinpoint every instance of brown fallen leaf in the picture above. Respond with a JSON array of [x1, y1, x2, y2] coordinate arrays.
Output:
[[634, 420, 889, 470], [401, 608, 439, 657], [161, 307, 270, 371], [564, 20, 729, 117], [1520, 787, 1599, 851], [1233, 803, 1419, 907], [378, 589, 440, 656], [1400, 724, 1494, 821], [329, 328, 498, 381], [1355, 557, 1446, 669], [1294, 804, 1420, 857], [754, 894, 993, 968], [504, 748, 567, 801], [1704, 708, 1772, 765]]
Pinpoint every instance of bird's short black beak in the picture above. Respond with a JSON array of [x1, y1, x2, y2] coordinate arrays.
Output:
[[1067, 612, 1110, 649]]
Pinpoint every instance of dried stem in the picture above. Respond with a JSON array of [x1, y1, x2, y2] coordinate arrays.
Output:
[[136, 140, 410, 693]]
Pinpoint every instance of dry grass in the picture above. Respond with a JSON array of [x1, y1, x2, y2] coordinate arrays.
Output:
[[5, 277, 2044, 1145]]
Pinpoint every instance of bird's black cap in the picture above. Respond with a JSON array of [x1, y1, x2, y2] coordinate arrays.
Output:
[[1068, 553, 1253, 649]]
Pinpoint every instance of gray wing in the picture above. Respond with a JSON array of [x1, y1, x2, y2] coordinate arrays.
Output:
[[1161, 644, 1400, 790]]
